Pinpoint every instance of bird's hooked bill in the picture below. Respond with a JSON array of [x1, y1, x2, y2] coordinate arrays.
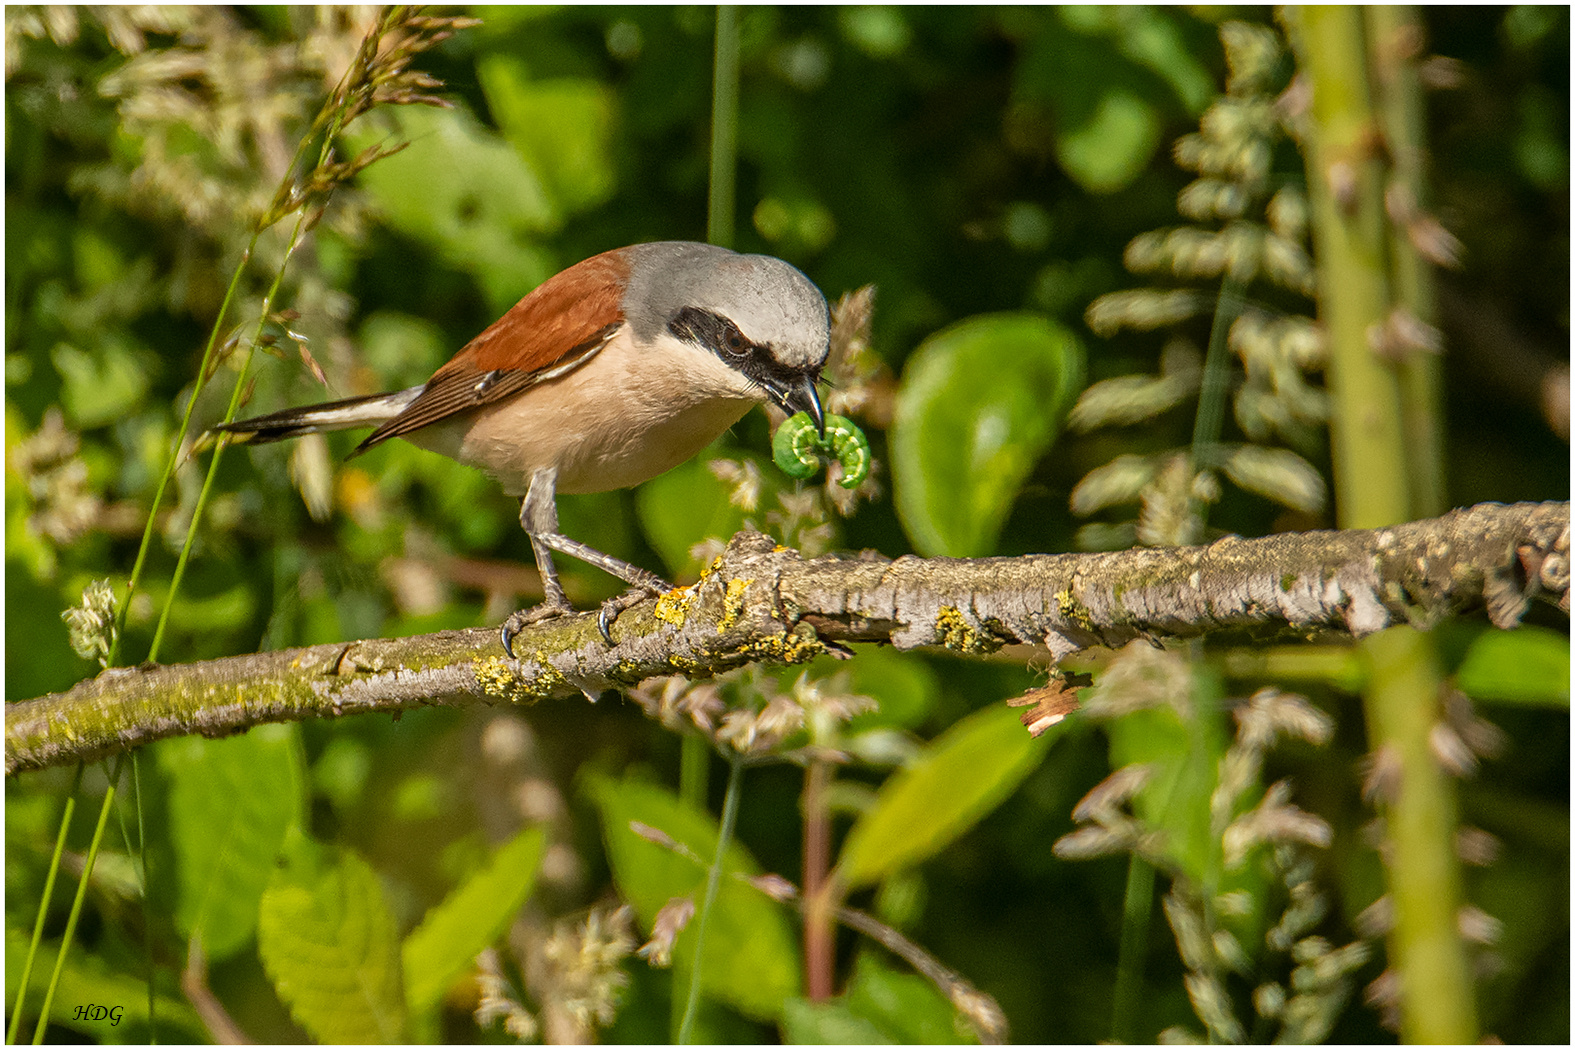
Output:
[[785, 375, 825, 437]]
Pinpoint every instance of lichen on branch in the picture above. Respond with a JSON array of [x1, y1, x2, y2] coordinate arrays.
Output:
[[6, 501, 1566, 775]]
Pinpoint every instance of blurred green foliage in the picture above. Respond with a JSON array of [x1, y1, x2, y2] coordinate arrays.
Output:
[[4, 5, 1567, 1044]]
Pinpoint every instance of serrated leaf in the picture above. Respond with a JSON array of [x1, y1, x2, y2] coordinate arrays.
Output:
[[891, 312, 1085, 557], [402, 826, 545, 1016], [1456, 625, 1570, 707], [258, 844, 406, 1044], [159, 724, 303, 960], [584, 773, 800, 1019], [835, 703, 1058, 889]]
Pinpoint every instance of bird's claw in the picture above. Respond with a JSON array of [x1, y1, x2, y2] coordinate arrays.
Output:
[[500, 599, 575, 659], [595, 585, 665, 645]]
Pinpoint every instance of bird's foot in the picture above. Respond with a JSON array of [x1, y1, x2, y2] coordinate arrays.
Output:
[[596, 583, 669, 645], [500, 599, 576, 659]]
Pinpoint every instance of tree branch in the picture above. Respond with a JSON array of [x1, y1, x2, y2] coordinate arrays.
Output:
[[8, 501, 1567, 775]]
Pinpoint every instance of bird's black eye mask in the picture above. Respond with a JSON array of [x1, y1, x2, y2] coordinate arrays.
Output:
[[667, 306, 819, 394]]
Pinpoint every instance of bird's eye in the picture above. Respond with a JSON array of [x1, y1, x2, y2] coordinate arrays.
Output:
[[724, 331, 748, 355]]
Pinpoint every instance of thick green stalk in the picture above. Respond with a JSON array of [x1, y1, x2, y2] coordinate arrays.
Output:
[[707, 5, 740, 250], [1360, 625, 1473, 1042], [1288, 7, 1473, 1043], [673, 5, 742, 1017], [1292, 9, 1408, 523], [1366, 4, 1446, 519]]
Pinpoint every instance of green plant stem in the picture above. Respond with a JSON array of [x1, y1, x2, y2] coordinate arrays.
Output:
[[1288, 10, 1408, 523], [1190, 274, 1247, 467], [134, 754, 156, 1041], [1361, 626, 1471, 1041], [1287, 7, 1473, 1042], [142, 5, 381, 663], [1366, 4, 1445, 519], [802, 757, 835, 1001], [677, 752, 745, 1044], [8, 765, 84, 1044], [106, 241, 253, 668], [1186, 273, 1246, 543], [147, 218, 308, 662], [680, 734, 710, 811], [1110, 854, 1155, 1043], [34, 757, 123, 1044], [707, 5, 740, 250]]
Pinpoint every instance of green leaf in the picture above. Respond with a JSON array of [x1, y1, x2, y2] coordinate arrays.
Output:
[[781, 998, 893, 1044], [634, 453, 752, 581], [842, 645, 941, 731], [349, 104, 557, 315], [402, 826, 545, 1016], [258, 841, 407, 1044], [159, 724, 304, 961], [1456, 625, 1571, 707], [780, 952, 973, 1044], [478, 56, 616, 214], [1105, 664, 1231, 885], [51, 338, 150, 430], [584, 773, 801, 1019], [1056, 88, 1162, 194], [890, 312, 1085, 557], [836, 702, 1058, 889]]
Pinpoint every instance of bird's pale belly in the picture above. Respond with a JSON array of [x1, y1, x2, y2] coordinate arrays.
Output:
[[475, 391, 750, 495], [407, 385, 754, 496], [399, 327, 765, 496]]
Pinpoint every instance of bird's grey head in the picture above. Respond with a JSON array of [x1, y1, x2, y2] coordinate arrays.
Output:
[[622, 242, 831, 426]]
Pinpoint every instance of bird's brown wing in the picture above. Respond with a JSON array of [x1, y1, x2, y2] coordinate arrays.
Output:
[[355, 249, 631, 452]]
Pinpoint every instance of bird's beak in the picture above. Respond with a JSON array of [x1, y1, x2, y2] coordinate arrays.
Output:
[[784, 375, 826, 438]]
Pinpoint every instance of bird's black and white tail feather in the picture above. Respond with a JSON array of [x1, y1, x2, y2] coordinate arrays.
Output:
[[214, 387, 423, 451]]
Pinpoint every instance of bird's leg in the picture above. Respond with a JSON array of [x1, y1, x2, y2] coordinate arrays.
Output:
[[537, 533, 673, 646], [502, 469, 576, 655], [501, 468, 673, 655]]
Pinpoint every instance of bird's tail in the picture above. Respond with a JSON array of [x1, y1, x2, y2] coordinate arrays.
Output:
[[212, 387, 423, 446]]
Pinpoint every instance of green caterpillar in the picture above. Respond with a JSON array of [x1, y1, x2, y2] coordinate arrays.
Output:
[[772, 412, 871, 488]]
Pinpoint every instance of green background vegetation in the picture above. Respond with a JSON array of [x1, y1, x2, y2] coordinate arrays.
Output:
[[5, 6, 1567, 1044]]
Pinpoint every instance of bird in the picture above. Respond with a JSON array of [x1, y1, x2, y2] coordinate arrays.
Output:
[[216, 241, 830, 655]]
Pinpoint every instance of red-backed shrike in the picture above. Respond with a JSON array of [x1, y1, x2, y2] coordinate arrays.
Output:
[[218, 241, 829, 652]]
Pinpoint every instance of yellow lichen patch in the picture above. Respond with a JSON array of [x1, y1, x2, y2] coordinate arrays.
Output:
[[1056, 589, 1095, 631], [474, 655, 536, 704], [717, 577, 752, 632], [934, 605, 994, 653], [742, 623, 824, 665], [654, 586, 697, 626]]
